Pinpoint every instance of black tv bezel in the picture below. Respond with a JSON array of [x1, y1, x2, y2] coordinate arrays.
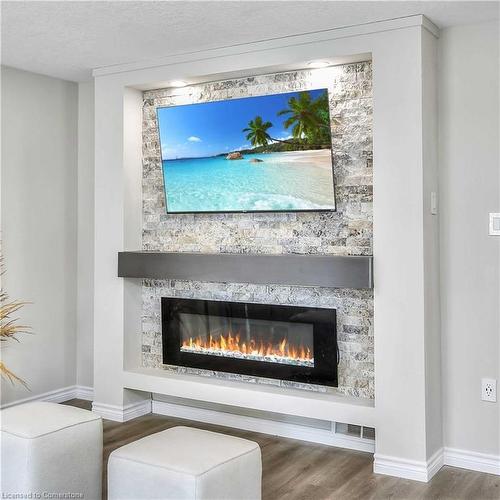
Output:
[[154, 88, 337, 214]]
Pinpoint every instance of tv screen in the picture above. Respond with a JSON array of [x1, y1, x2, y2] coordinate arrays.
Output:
[[156, 88, 336, 213]]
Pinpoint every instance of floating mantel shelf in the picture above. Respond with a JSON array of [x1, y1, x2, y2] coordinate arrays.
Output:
[[118, 252, 373, 289]]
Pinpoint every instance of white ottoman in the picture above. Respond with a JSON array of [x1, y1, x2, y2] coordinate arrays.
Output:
[[1, 402, 103, 499], [108, 426, 261, 500]]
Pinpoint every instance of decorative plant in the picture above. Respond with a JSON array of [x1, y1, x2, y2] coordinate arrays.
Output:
[[0, 255, 30, 387]]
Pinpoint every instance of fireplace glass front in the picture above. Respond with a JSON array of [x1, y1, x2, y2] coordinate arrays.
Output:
[[162, 298, 337, 386], [179, 312, 314, 367]]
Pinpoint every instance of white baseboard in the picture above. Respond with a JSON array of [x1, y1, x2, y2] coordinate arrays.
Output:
[[75, 385, 94, 401], [373, 449, 444, 482], [3, 388, 498, 478], [0, 385, 94, 409], [152, 400, 375, 453], [92, 399, 152, 422], [373, 447, 500, 482], [444, 447, 500, 476]]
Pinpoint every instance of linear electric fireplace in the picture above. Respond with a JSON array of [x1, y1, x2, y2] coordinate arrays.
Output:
[[161, 298, 338, 387]]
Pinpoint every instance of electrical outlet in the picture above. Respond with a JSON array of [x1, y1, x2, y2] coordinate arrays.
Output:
[[489, 213, 500, 235], [481, 378, 497, 402]]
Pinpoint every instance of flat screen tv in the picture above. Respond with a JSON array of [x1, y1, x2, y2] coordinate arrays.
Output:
[[156, 88, 336, 214]]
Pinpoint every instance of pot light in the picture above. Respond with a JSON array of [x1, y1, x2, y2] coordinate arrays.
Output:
[[307, 61, 331, 69], [170, 80, 187, 88]]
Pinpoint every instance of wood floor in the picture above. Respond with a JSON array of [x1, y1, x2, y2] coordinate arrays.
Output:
[[65, 399, 500, 500]]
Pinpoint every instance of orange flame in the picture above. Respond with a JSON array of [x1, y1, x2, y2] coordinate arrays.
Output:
[[182, 330, 312, 362]]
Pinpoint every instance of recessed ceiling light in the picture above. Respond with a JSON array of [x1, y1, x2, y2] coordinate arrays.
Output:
[[307, 61, 331, 69], [170, 80, 187, 88]]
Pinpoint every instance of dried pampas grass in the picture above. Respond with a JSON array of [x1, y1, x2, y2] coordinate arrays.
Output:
[[0, 254, 30, 387]]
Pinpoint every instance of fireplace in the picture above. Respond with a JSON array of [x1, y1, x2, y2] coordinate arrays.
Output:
[[161, 298, 338, 386]]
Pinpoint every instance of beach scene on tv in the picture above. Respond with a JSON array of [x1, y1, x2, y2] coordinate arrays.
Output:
[[157, 88, 336, 213]]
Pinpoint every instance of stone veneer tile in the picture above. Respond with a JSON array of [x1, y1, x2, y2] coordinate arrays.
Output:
[[141, 62, 374, 399]]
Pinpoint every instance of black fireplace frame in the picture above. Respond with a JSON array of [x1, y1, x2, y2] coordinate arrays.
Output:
[[161, 298, 338, 387]]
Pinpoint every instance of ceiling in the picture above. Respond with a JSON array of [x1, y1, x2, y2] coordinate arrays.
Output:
[[1, 1, 498, 82]]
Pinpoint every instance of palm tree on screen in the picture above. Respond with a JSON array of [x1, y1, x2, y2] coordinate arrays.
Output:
[[242, 116, 273, 147], [278, 91, 331, 146]]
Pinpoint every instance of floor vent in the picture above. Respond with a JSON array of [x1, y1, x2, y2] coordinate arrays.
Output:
[[152, 395, 375, 453]]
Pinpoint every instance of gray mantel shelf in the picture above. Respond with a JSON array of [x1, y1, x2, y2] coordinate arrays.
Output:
[[118, 252, 373, 289]]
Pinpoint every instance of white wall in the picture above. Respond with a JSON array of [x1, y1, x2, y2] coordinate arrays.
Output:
[[439, 21, 500, 456], [76, 81, 95, 389], [422, 26, 442, 458], [371, 24, 440, 472], [0, 67, 78, 404]]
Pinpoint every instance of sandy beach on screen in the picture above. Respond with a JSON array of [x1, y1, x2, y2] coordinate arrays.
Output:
[[268, 149, 332, 170]]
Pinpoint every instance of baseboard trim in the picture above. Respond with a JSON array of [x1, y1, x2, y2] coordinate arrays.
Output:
[[374, 449, 444, 482], [0, 385, 94, 409], [427, 449, 445, 480], [4, 388, 498, 477], [152, 400, 375, 453], [444, 447, 500, 476], [92, 399, 152, 422], [75, 385, 94, 401]]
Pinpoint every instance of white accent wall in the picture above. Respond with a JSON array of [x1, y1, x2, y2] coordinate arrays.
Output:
[[439, 21, 500, 456], [76, 81, 95, 389], [0, 67, 78, 404]]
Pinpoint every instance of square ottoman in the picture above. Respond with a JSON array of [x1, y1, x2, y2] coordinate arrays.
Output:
[[1, 401, 103, 499], [108, 426, 261, 500]]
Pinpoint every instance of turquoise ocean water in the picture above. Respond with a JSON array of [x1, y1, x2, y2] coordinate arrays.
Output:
[[162, 152, 335, 212]]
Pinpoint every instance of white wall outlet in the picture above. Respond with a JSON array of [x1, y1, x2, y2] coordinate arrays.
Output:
[[489, 213, 500, 235], [481, 378, 497, 402]]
